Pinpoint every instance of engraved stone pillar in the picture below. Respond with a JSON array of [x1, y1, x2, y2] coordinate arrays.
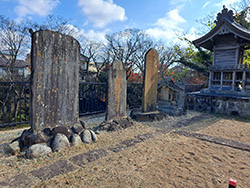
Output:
[[31, 30, 80, 131], [106, 60, 127, 121], [142, 48, 159, 112]]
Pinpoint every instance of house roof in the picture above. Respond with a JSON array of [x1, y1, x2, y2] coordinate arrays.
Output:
[[0, 56, 28, 68], [158, 77, 184, 92], [193, 6, 250, 51]]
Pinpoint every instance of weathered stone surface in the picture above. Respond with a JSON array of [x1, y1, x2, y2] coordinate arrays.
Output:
[[173, 114, 211, 129], [120, 138, 142, 147], [8, 141, 20, 155], [42, 128, 51, 136], [108, 144, 127, 153], [79, 120, 86, 129], [173, 131, 250, 152], [134, 133, 156, 141], [0, 173, 33, 188], [89, 130, 97, 142], [26, 144, 52, 159], [71, 125, 83, 134], [186, 93, 250, 117], [94, 117, 134, 132], [19, 129, 50, 150], [30, 160, 76, 180], [70, 134, 82, 146], [31, 30, 80, 131], [130, 108, 166, 122], [51, 126, 72, 138], [80, 130, 92, 143], [2, 141, 20, 156], [70, 149, 109, 166], [106, 60, 127, 121], [51, 133, 70, 152], [142, 48, 159, 112]]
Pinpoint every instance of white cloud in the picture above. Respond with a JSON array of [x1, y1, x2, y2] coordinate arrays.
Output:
[[81, 29, 108, 43], [78, 0, 127, 28], [170, 0, 191, 6], [146, 9, 186, 43], [65, 24, 108, 43], [214, 0, 241, 7], [15, 0, 59, 18], [202, 1, 210, 9]]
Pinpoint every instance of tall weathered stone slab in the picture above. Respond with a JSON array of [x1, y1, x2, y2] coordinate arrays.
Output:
[[142, 48, 158, 112], [31, 30, 80, 131], [106, 60, 127, 121]]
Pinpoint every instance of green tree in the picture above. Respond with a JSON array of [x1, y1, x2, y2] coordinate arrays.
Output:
[[176, 38, 213, 77]]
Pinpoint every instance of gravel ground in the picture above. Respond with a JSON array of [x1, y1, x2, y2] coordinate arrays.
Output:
[[140, 110, 214, 130], [0, 110, 210, 147]]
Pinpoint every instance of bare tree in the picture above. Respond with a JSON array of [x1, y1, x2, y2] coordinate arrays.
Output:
[[105, 28, 155, 79], [156, 44, 179, 78], [34, 15, 81, 38], [0, 15, 31, 81], [80, 38, 108, 81]]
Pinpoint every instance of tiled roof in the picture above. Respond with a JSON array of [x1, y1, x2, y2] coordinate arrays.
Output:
[[0, 56, 28, 68], [158, 78, 184, 91]]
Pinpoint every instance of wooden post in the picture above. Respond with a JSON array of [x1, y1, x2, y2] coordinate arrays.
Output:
[[209, 71, 213, 89], [220, 71, 223, 90], [235, 47, 239, 68], [242, 71, 246, 91], [106, 60, 127, 121], [232, 71, 236, 91]]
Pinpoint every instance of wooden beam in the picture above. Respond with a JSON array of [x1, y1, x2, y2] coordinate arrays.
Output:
[[220, 71, 223, 90], [209, 72, 213, 89], [235, 46, 239, 68], [243, 71, 246, 92], [232, 71, 236, 91]]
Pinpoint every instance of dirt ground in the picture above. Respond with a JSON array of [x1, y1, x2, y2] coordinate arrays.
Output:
[[0, 113, 249, 188]]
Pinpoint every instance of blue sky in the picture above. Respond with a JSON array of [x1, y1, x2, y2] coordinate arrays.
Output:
[[0, 0, 244, 44]]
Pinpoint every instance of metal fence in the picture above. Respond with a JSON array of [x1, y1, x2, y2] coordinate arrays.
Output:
[[0, 81, 30, 128], [127, 83, 143, 108], [0, 81, 143, 128], [79, 82, 107, 116]]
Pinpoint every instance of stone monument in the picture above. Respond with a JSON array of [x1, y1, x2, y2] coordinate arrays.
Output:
[[142, 48, 158, 112], [30, 30, 80, 131], [106, 60, 127, 121], [130, 48, 167, 121]]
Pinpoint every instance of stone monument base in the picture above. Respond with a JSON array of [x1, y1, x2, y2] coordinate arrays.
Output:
[[186, 92, 250, 117], [94, 117, 134, 132], [157, 100, 185, 116], [130, 108, 167, 122]]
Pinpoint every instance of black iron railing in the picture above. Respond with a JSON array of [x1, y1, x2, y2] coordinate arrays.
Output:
[[0, 81, 143, 128], [127, 83, 143, 108], [0, 81, 30, 128], [79, 82, 107, 116]]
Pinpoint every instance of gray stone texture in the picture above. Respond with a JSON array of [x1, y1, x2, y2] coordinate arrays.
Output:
[[71, 134, 82, 146], [106, 60, 127, 121], [0, 173, 33, 188], [51, 133, 70, 152], [89, 130, 97, 142], [186, 94, 250, 117], [30, 160, 76, 180], [80, 130, 92, 143], [26, 143, 52, 159], [8, 141, 20, 155], [31, 30, 80, 131], [142, 48, 159, 112]]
